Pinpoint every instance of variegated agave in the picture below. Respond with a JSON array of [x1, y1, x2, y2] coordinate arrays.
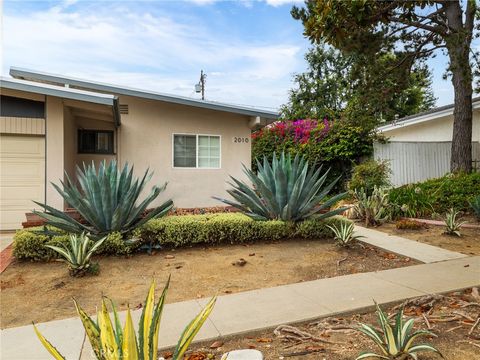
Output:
[[356, 302, 443, 360], [45, 233, 105, 276], [327, 221, 364, 247], [214, 152, 347, 221], [444, 208, 466, 237], [33, 160, 173, 238], [34, 278, 216, 360]]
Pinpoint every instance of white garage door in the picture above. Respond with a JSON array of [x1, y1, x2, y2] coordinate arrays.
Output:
[[0, 135, 45, 230]]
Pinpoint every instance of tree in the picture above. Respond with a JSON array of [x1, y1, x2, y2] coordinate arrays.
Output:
[[281, 44, 436, 128], [280, 45, 352, 120], [292, 0, 479, 172]]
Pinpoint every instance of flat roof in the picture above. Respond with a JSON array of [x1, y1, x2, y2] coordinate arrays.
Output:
[[10, 67, 280, 119], [378, 96, 480, 132]]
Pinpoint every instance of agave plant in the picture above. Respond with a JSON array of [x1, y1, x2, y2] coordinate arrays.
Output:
[[352, 187, 391, 226], [45, 233, 105, 276], [34, 278, 216, 360], [214, 152, 347, 221], [33, 160, 173, 238], [356, 302, 443, 360], [444, 208, 466, 237], [470, 195, 480, 219], [327, 222, 364, 247]]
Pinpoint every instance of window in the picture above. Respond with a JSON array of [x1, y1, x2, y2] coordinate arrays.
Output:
[[78, 130, 114, 154], [173, 134, 221, 168]]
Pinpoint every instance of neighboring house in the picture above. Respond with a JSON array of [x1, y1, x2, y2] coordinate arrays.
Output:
[[0, 67, 278, 230], [375, 97, 480, 186]]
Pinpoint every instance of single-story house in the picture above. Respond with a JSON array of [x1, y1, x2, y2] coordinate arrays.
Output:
[[375, 96, 480, 186], [0, 67, 278, 230]]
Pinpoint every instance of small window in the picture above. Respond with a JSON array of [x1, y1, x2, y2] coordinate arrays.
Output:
[[78, 130, 114, 154], [173, 134, 221, 168]]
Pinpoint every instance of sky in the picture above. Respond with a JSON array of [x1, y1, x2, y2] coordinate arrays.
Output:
[[1, 0, 476, 111]]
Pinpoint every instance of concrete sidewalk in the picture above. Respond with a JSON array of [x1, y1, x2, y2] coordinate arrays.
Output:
[[2, 255, 479, 360], [354, 225, 467, 263]]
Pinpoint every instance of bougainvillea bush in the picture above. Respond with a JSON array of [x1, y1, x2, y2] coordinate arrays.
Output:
[[252, 118, 381, 191]]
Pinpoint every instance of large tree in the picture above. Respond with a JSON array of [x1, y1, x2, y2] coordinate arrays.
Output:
[[292, 0, 479, 172], [281, 44, 436, 127]]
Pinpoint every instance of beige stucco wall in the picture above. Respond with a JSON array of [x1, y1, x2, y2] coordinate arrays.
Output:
[[117, 96, 252, 208], [45, 96, 64, 210], [381, 110, 480, 142]]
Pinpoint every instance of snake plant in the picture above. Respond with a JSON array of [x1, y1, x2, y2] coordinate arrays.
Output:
[[356, 302, 443, 359], [327, 221, 364, 247], [45, 233, 105, 276], [34, 278, 216, 360], [444, 208, 466, 237], [214, 152, 347, 221], [33, 160, 173, 238]]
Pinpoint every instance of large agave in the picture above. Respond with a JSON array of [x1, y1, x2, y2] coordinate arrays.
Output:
[[214, 152, 347, 221], [356, 302, 443, 359], [34, 278, 216, 360], [33, 160, 173, 238]]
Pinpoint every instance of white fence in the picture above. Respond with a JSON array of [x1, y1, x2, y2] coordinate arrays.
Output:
[[373, 141, 480, 186]]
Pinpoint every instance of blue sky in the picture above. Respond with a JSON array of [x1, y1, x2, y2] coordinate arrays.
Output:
[[2, 0, 476, 110]]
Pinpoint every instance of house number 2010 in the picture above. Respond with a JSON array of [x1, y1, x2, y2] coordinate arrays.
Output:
[[233, 137, 249, 143]]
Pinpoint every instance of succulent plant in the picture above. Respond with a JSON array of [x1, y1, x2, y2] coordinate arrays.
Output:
[[327, 221, 364, 247], [45, 232, 105, 276], [352, 186, 391, 226], [33, 160, 173, 238], [470, 195, 480, 219], [214, 152, 347, 221], [356, 302, 443, 359], [34, 278, 216, 360], [443, 208, 466, 237]]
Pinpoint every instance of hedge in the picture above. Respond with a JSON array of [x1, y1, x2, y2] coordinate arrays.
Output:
[[389, 172, 480, 217], [13, 213, 350, 261]]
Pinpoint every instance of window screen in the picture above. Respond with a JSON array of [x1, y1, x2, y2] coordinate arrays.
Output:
[[173, 135, 197, 167], [173, 134, 220, 168]]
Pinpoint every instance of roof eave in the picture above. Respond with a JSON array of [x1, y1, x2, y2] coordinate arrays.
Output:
[[9, 67, 280, 119]]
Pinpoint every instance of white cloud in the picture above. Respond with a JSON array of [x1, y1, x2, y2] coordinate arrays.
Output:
[[2, 3, 304, 109], [265, 0, 303, 7]]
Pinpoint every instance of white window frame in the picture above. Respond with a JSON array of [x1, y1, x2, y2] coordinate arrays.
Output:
[[172, 133, 221, 169]]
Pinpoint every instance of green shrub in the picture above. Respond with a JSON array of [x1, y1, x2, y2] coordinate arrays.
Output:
[[252, 120, 383, 192], [348, 160, 391, 195], [13, 229, 134, 261], [14, 214, 351, 261], [389, 172, 480, 217]]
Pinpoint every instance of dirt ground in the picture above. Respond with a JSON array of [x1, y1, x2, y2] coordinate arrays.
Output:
[[0, 238, 416, 329], [184, 288, 480, 360], [374, 220, 480, 256]]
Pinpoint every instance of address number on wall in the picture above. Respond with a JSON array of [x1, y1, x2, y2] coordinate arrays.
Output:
[[233, 137, 249, 143]]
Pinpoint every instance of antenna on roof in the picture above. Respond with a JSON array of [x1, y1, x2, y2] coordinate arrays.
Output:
[[195, 70, 206, 100]]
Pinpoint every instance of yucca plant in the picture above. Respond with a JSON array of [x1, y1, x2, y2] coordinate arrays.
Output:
[[33, 160, 173, 238], [214, 152, 347, 221], [356, 302, 443, 360], [352, 187, 390, 226], [34, 278, 216, 360], [45, 233, 105, 276], [444, 208, 466, 237], [327, 221, 364, 247], [470, 195, 480, 219]]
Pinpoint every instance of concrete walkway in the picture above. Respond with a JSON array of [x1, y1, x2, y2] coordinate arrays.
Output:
[[354, 225, 467, 263], [2, 255, 479, 360]]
